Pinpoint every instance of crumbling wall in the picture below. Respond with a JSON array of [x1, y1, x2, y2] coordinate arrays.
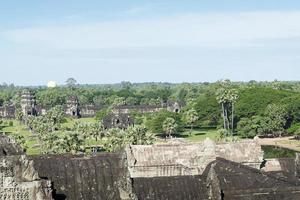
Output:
[[0, 155, 52, 200], [0, 134, 52, 200], [127, 139, 263, 178], [0, 135, 24, 156]]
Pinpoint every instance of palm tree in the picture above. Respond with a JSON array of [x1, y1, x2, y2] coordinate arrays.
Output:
[[185, 109, 199, 135], [15, 107, 24, 123], [216, 80, 239, 133], [125, 125, 155, 145], [163, 118, 177, 139], [89, 122, 105, 141]]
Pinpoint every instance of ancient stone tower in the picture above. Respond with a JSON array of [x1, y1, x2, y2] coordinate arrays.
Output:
[[20, 90, 37, 116], [66, 95, 80, 117]]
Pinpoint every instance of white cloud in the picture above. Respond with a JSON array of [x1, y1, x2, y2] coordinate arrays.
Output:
[[3, 11, 300, 50]]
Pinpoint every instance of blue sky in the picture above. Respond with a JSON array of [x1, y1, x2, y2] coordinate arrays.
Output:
[[1, 0, 300, 86]]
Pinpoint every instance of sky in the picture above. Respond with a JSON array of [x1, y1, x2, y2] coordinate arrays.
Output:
[[0, 0, 300, 86]]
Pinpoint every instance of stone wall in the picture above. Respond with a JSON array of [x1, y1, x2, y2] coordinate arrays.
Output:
[[126, 139, 263, 178], [215, 140, 263, 168], [296, 153, 300, 179], [0, 155, 52, 200], [29, 153, 137, 200], [0, 135, 52, 200]]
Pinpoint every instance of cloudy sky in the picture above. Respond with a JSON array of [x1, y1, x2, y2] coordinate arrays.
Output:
[[0, 0, 300, 85]]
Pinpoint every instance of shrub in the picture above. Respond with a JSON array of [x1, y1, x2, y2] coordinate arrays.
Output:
[[237, 116, 264, 138], [217, 128, 230, 139], [287, 123, 300, 135]]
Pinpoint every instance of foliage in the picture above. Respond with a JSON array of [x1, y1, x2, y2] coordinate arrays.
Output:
[[45, 105, 65, 126], [215, 79, 239, 131], [237, 116, 264, 138], [237, 104, 287, 138], [217, 128, 230, 139], [184, 109, 199, 134], [124, 125, 155, 145], [72, 121, 105, 141], [66, 77, 77, 88], [261, 104, 287, 137], [95, 108, 110, 121], [2, 80, 300, 154], [262, 145, 296, 159], [189, 93, 220, 127], [235, 87, 292, 120], [163, 117, 177, 138], [15, 107, 23, 122], [287, 123, 300, 135], [103, 125, 155, 152], [145, 110, 183, 133], [41, 131, 85, 154], [10, 132, 27, 150]]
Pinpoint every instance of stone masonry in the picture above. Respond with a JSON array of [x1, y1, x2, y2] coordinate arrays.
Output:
[[0, 135, 52, 200], [126, 138, 264, 178]]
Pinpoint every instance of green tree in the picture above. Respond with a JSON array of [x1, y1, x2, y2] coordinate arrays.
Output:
[[163, 118, 177, 139], [216, 79, 238, 133], [15, 107, 24, 123], [66, 77, 77, 88], [124, 125, 155, 145], [103, 125, 155, 152], [145, 109, 183, 133], [184, 109, 199, 135], [87, 122, 105, 141], [11, 132, 28, 151], [45, 105, 65, 128], [262, 104, 287, 137], [237, 116, 264, 138], [103, 128, 126, 152], [96, 108, 110, 121]]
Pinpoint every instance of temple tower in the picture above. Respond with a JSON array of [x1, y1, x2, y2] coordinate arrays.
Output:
[[66, 95, 80, 117], [20, 90, 37, 116]]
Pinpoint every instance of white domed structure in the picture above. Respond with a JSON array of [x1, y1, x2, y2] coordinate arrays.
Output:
[[47, 81, 57, 88]]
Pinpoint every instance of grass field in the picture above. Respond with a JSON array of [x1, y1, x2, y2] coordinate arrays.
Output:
[[179, 129, 219, 142], [155, 128, 220, 142]]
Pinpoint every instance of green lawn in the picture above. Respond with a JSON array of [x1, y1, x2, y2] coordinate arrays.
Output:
[[155, 128, 220, 142], [1, 119, 40, 154], [61, 117, 97, 129], [180, 129, 219, 142]]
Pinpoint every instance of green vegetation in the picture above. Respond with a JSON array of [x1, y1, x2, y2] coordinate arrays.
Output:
[[1, 79, 300, 155], [262, 145, 298, 158], [179, 129, 219, 142]]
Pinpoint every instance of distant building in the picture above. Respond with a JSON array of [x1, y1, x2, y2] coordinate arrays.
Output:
[[0, 92, 185, 129], [20, 90, 37, 116], [103, 113, 134, 129], [65, 95, 80, 117]]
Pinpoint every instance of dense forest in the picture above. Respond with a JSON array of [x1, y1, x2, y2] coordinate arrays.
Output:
[[1, 80, 300, 154]]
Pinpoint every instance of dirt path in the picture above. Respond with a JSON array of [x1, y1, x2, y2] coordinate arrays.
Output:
[[257, 136, 300, 151]]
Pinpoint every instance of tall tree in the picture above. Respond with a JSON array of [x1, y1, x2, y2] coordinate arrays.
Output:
[[216, 80, 238, 133], [184, 109, 199, 135], [66, 78, 77, 88], [163, 117, 177, 139]]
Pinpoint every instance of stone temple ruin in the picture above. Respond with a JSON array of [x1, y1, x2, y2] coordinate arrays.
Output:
[[0, 135, 52, 200], [0, 90, 184, 129], [1, 134, 300, 200]]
